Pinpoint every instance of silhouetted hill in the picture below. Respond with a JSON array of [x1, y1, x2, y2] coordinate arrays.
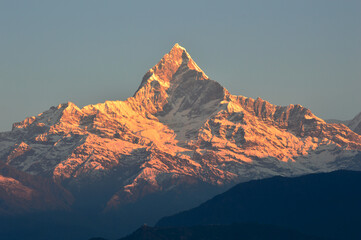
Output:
[[119, 223, 326, 240], [157, 170, 361, 239]]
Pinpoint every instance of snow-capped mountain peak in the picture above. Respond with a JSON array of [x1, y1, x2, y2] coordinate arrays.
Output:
[[136, 43, 208, 92], [1, 44, 361, 213]]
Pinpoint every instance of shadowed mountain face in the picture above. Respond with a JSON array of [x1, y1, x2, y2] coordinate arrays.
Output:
[[0, 162, 73, 215], [348, 112, 361, 135], [0, 44, 361, 238], [157, 170, 361, 240], [327, 111, 361, 135]]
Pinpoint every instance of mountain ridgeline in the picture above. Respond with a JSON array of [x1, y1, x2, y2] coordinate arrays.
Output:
[[119, 223, 326, 240], [0, 44, 360, 239], [157, 170, 361, 240]]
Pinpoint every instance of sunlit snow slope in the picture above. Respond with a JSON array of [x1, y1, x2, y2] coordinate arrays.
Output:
[[1, 44, 361, 211]]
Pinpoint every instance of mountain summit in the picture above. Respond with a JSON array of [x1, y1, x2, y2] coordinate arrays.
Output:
[[1, 44, 361, 219], [133, 43, 216, 116], [137, 43, 209, 89]]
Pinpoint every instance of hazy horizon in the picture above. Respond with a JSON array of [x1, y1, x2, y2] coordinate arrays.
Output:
[[1, 0, 360, 131]]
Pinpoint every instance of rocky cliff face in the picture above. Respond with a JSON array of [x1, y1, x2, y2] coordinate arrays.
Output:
[[1, 44, 361, 212]]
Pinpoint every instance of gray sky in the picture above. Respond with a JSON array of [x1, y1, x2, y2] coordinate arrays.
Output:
[[1, 0, 360, 132]]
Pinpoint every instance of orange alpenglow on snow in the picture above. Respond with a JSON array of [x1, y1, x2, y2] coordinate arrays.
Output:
[[2, 43, 361, 209]]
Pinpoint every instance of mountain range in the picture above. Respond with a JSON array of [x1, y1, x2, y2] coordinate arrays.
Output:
[[0, 44, 361, 239]]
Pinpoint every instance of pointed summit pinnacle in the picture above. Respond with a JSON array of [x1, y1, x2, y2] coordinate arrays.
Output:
[[135, 44, 209, 94], [163, 43, 209, 80], [132, 43, 211, 113], [172, 43, 185, 51], [168, 43, 196, 65]]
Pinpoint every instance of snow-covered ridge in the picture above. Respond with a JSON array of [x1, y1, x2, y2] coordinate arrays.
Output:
[[1, 44, 361, 211]]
